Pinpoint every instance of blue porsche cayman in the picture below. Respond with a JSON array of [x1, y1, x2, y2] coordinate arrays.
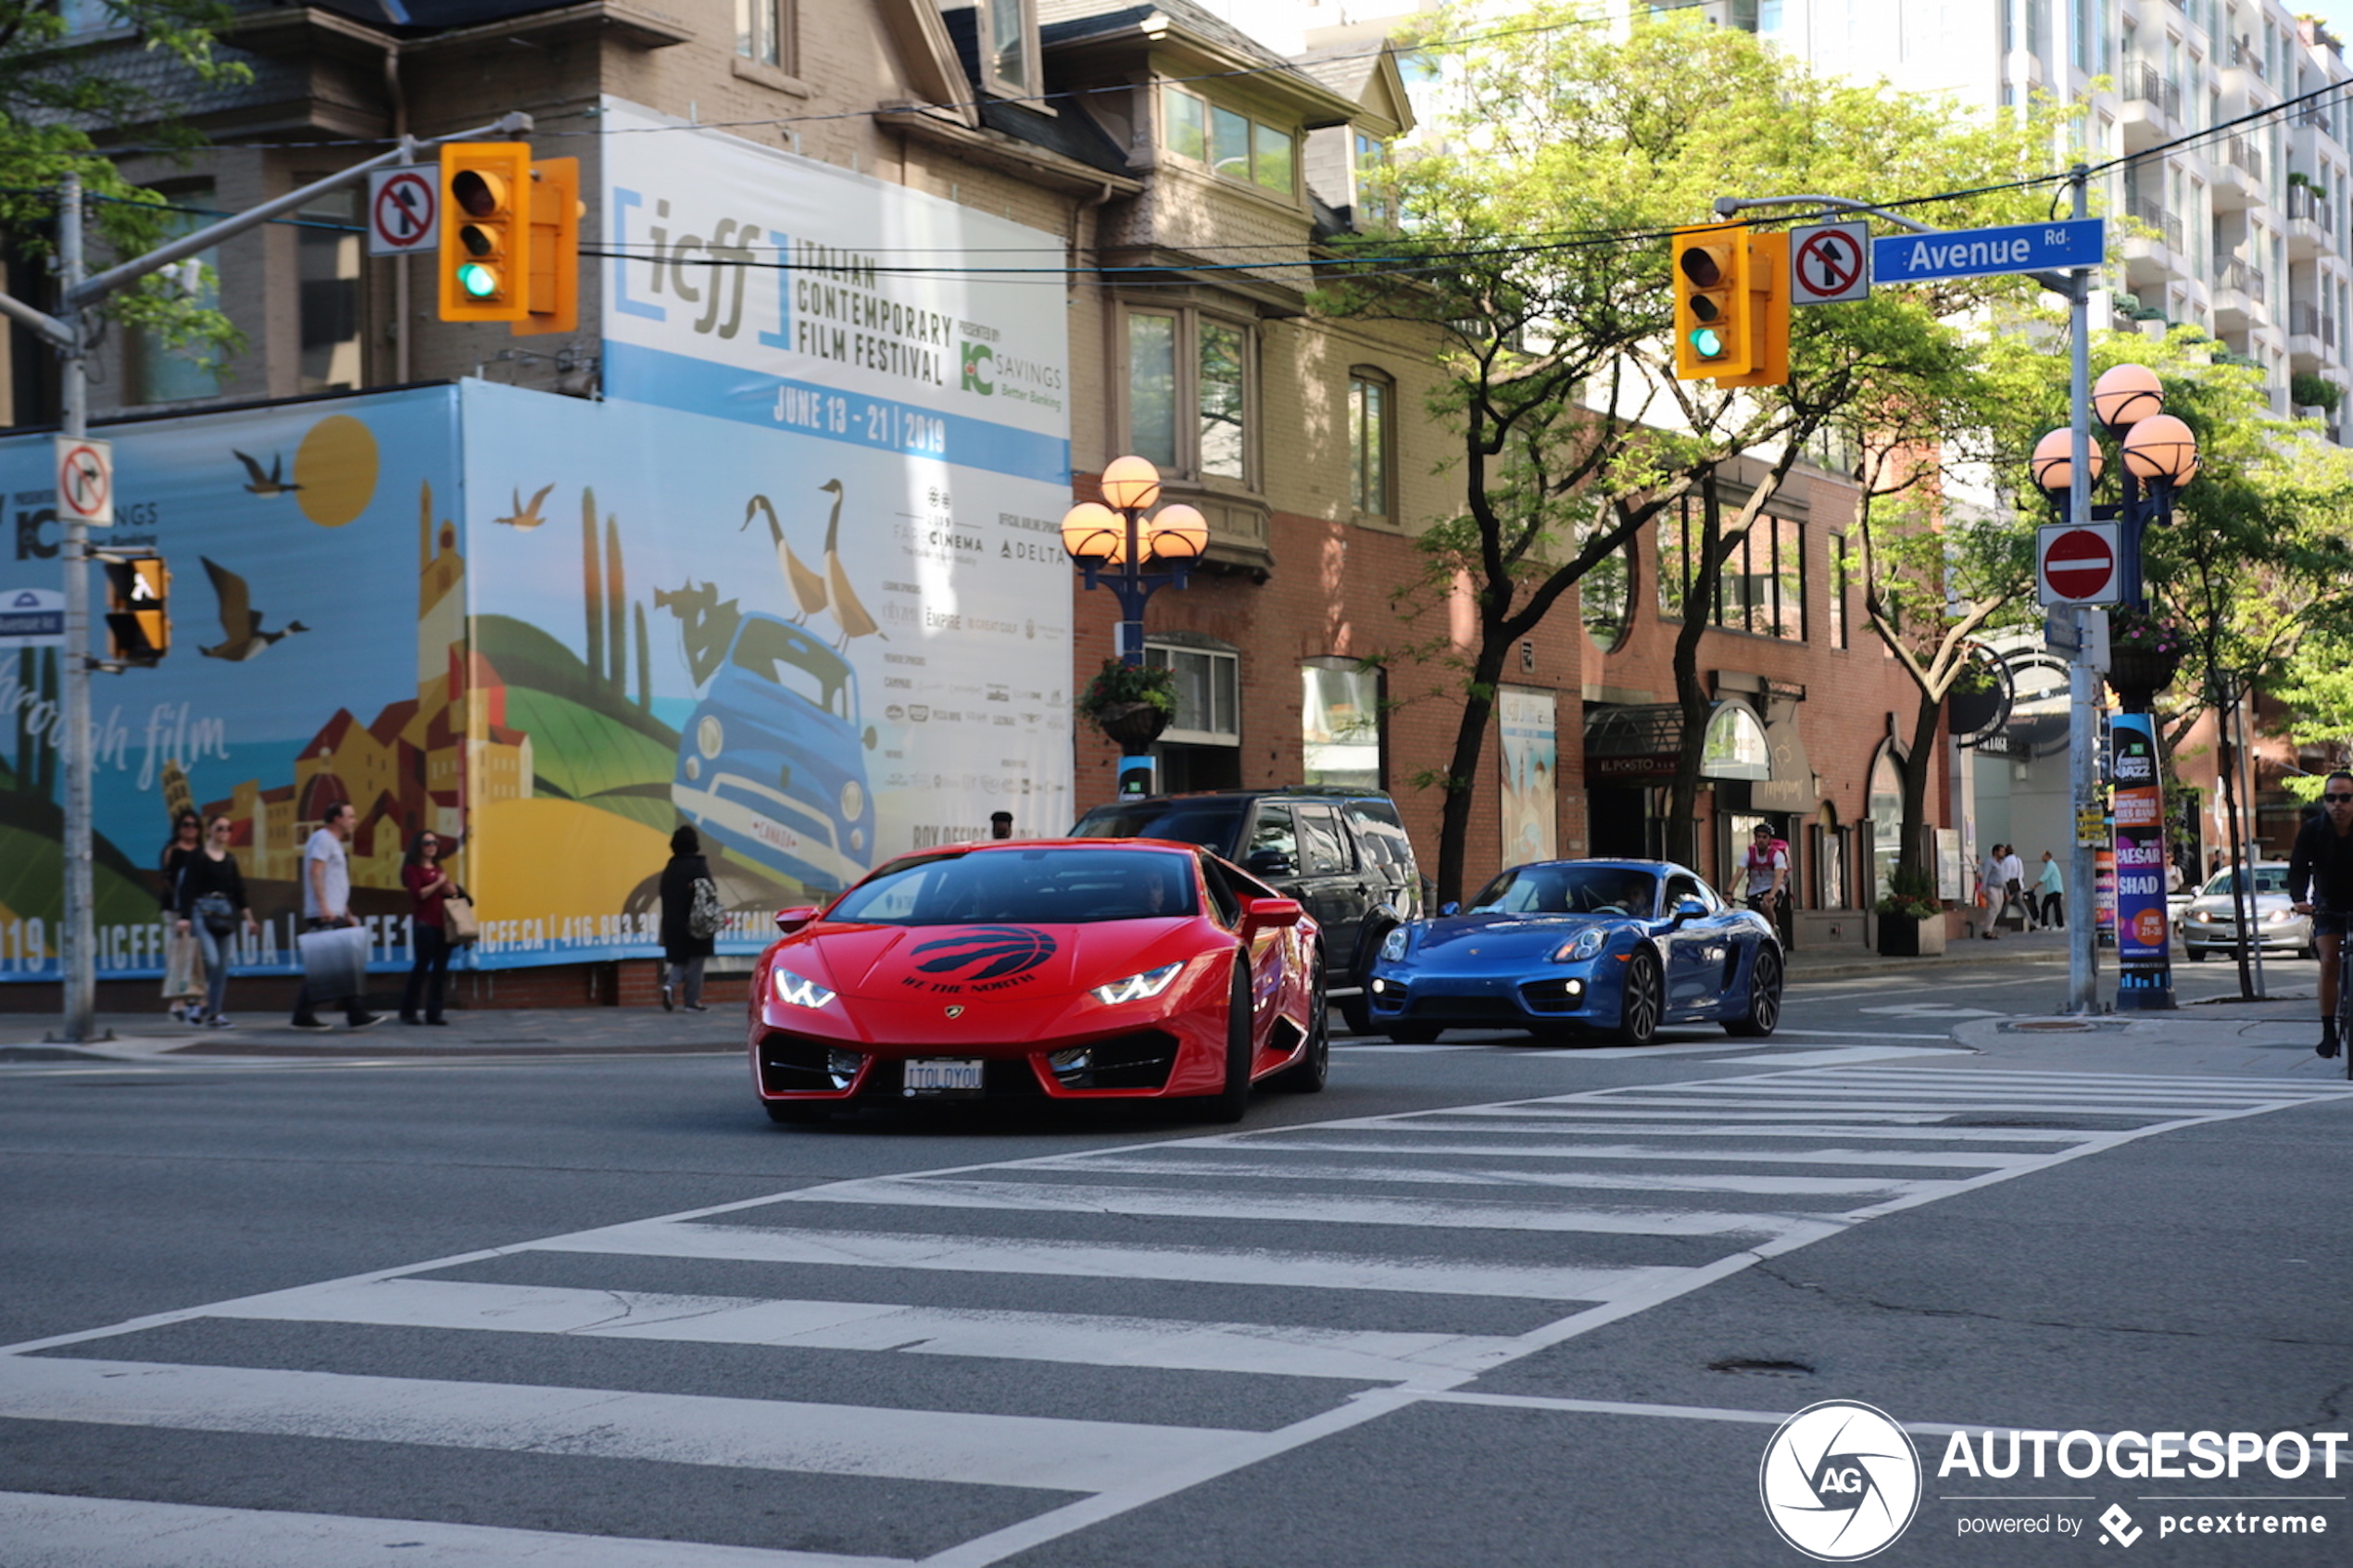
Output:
[[1363, 858, 1782, 1045]]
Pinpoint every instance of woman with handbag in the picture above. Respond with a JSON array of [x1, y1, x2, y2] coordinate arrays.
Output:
[[159, 809, 208, 1023], [172, 814, 256, 1027], [399, 830, 459, 1025]]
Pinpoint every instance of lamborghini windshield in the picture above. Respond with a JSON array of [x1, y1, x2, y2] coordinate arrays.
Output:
[[830, 847, 1200, 925]]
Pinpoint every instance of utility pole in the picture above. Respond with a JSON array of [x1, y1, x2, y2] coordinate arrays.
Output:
[[2064, 162, 2101, 1016], [0, 114, 530, 1043]]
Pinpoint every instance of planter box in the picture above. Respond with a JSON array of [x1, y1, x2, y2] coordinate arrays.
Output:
[[1876, 912, 1946, 958]]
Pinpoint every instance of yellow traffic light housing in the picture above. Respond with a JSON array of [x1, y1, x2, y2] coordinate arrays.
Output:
[[97, 550, 169, 667], [1673, 223, 1750, 380], [514, 157, 581, 337], [439, 142, 533, 323], [1715, 230, 1789, 389]]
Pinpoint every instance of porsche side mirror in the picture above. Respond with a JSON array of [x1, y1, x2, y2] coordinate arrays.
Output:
[[1669, 897, 1708, 926], [1440, 901, 1460, 917], [774, 906, 819, 934], [1241, 896, 1304, 928]]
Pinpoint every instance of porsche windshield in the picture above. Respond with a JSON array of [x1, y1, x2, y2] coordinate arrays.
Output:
[[1468, 864, 1657, 917], [831, 849, 1200, 925]]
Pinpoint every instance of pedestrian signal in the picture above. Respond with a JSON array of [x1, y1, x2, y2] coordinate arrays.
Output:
[[97, 550, 169, 666], [514, 157, 581, 336], [439, 143, 533, 323], [1673, 224, 1749, 379]]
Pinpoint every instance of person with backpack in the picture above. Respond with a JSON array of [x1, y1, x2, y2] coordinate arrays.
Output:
[[1734, 822, 1789, 921], [659, 824, 720, 1012]]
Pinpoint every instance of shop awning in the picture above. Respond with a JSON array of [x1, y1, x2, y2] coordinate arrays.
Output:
[[1582, 700, 1777, 784]]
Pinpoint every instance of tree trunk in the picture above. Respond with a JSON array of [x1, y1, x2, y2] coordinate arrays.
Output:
[[1667, 474, 1734, 871], [1431, 636, 1511, 909], [1898, 684, 1944, 887]]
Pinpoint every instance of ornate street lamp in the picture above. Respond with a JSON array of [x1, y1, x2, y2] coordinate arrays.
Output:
[[1062, 456, 1209, 797], [2032, 364, 2201, 1012]]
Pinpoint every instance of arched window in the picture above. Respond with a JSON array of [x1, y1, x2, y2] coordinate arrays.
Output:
[[1867, 744, 1906, 902]]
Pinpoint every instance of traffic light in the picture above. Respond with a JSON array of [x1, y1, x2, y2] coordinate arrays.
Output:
[[514, 157, 581, 337], [438, 142, 533, 323], [1715, 230, 1789, 390], [97, 550, 169, 667], [1672, 223, 1750, 379]]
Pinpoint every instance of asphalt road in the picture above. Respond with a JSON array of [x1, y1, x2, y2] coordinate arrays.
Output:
[[5, 955, 2350, 1567]]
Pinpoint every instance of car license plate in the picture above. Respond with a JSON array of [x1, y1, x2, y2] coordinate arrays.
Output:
[[903, 1057, 985, 1095]]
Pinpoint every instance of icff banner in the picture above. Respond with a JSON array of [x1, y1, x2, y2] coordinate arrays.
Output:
[[2109, 713, 2173, 997]]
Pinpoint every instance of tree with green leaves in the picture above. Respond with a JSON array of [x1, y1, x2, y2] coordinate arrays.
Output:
[[0, 0, 246, 355], [1315, 6, 2070, 902]]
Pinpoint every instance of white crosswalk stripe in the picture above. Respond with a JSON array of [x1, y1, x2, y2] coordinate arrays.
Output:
[[8, 1062, 2348, 1567]]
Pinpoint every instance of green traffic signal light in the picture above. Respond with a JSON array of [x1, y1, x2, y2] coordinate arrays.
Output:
[[458, 262, 499, 299], [1690, 326, 1725, 359]]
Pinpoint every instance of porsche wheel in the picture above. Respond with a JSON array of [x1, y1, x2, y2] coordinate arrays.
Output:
[[1198, 961, 1255, 1123], [1615, 947, 1663, 1046], [763, 1100, 831, 1124], [1722, 946, 1783, 1037], [1270, 956, 1329, 1094]]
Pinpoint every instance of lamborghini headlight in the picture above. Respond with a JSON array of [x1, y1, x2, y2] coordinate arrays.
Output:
[[1551, 927, 1607, 962], [1091, 961, 1183, 1005], [771, 967, 835, 1008]]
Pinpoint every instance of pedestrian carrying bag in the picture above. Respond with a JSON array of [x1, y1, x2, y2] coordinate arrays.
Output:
[[193, 892, 238, 936], [442, 893, 479, 946], [687, 875, 724, 939], [297, 923, 370, 1000]]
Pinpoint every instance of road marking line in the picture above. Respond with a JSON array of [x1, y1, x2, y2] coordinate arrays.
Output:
[[532, 1220, 1712, 1301], [204, 1278, 1521, 1383], [0, 1356, 1229, 1494], [1160, 1136, 2034, 1163], [1030, 1154, 1939, 1197]]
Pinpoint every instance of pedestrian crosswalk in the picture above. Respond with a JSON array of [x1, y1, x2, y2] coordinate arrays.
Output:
[[6, 1064, 2348, 1567]]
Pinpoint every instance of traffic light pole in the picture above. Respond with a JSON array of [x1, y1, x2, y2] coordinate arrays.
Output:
[[3, 113, 529, 1044]]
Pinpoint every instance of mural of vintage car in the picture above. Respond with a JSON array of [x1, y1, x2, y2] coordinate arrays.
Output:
[[671, 612, 878, 898]]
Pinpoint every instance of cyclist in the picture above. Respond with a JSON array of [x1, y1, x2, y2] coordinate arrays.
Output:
[[2287, 769, 2353, 1058], [1735, 823, 1789, 922]]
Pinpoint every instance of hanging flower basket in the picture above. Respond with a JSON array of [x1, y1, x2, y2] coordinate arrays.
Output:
[[1078, 659, 1176, 749], [2104, 606, 2189, 711]]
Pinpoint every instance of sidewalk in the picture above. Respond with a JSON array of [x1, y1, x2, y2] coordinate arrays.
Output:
[[0, 1003, 746, 1063], [1781, 922, 2075, 983]]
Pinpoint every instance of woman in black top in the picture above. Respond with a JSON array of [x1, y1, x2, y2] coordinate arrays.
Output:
[[658, 824, 715, 1011], [173, 814, 258, 1026], [159, 809, 207, 1024]]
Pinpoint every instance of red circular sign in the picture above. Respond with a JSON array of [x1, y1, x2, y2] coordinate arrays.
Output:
[[371, 171, 437, 250], [2043, 527, 2114, 599], [2132, 908, 2168, 946], [1793, 231, 1863, 300]]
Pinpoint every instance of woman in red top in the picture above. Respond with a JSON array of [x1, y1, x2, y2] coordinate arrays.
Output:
[[399, 831, 456, 1025]]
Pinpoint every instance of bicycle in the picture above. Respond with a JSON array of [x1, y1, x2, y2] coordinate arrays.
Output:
[[2338, 933, 2353, 1081]]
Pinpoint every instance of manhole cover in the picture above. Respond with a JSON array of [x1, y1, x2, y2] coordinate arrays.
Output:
[[1707, 1358, 1814, 1378]]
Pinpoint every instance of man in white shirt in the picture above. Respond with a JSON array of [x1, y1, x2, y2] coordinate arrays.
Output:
[[1997, 844, 2034, 932], [292, 802, 380, 1031]]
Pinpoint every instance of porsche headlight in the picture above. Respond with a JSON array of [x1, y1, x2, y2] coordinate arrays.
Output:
[[840, 779, 865, 822], [771, 967, 835, 1008], [1091, 961, 1183, 1005], [697, 714, 724, 759], [1552, 927, 1607, 962], [1379, 926, 1411, 962]]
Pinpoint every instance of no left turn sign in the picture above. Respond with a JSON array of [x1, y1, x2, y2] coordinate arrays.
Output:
[[55, 436, 112, 527], [1788, 220, 1871, 306], [2038, 521, 2121, 606], [368, 168, 439, 257]]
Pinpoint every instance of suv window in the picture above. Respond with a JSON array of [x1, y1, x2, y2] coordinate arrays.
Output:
[[1295, 804, 1353, 875], [1247, 804, 1299, 871], [1068, 801, 1245, 854]]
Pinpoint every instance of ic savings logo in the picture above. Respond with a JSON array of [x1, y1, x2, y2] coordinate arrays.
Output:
[[1759, 1400, 1923, 1561], [910, 926, 1056, 984]]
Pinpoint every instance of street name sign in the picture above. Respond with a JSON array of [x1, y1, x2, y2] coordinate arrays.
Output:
[[1788, 221, 1871, 306], [0, 586, 65, 648], [2037, 521, 2122, 607], [1872, 218, 2105, 283]]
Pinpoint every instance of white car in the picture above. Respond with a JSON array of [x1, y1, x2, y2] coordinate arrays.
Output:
[[2176, 862, 2314, 960]]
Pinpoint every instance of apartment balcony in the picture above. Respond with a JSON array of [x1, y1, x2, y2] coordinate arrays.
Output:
[[2288, 302, 2343, 372], [2120, 193, 2186, 289], [2292, 101, 2347, 161], [2286, 183, 2333, 258], [2213, 259, 2265, 332], [2208, 135, 2265, 211], [2119, 62, 2183, 152]]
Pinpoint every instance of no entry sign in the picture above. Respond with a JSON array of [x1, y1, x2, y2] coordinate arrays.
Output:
[[2037, 521, 2121, 606]]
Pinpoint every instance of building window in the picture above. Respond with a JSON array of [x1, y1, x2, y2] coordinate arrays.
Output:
[[1161, 85, 1297, 196], [1352, 132, 1390, 225], [959, 0, 1036, 96], [297, 182, 362, 395], [736, 0, 787, 69], [1581, 540, 1632, 653], [1302, 659, 1382, 788], [1145, 641, 1239, 744], [1656, 495, 1805, 640], [1347, 370, 1390, 519], [1826, 531, 1848, 649], [1124, 307, 1253, 486], [128, 187, 225, 406]]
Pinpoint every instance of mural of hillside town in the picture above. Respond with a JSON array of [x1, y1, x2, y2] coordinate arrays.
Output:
[[0, 377, 1073, 982]]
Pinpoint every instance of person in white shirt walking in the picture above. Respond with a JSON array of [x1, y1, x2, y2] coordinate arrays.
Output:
[[1997, 845, 2035, 932], [291, 802, 381, 1031]]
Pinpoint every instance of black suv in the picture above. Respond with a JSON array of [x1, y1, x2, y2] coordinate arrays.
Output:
[[1069, 788, 1425, 1031]]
